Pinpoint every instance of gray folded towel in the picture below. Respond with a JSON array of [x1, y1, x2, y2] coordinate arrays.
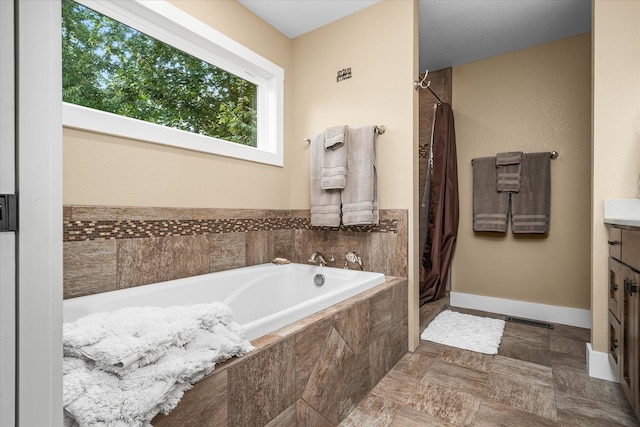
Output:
[[310, 132, 341, 227], [496, 151, 522, 166], [324, 125, 346, 150], [473, 156, 509, 232], [321, 125, 347, 190], [342, 125, 378, 226], [511, 152, 550, 234], [496, 151, 522, 192]]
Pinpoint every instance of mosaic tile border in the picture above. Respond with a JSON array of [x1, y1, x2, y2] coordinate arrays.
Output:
[[64, 217, 399, 242]]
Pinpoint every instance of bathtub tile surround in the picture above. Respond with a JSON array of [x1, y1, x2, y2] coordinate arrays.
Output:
[[63, 240, 117, 298], [151, 277, 408, 427], [63, 205, 407, 299], [63, 206, 409, 424], [227, 339, 297, 426]]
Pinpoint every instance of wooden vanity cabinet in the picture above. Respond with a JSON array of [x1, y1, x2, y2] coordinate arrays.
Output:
[[608, 226, 640, 419]]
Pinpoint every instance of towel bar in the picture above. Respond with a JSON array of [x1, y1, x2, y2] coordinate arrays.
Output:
[[471, 151, 558, 164], [304, 125, 385, 143]]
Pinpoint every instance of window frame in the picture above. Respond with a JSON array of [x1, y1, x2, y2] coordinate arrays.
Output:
[[62, 0, 284, 166]]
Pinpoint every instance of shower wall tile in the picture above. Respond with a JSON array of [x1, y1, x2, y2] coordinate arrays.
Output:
[[293, 229, 325, 264], [116, 237, 173, 289], [63, 206, 407, 298], [246, 230, 274, 265], [324, 231, 367, 269], [273, 229, 295, 261], [63, 240, 117, 299], [208, 232, 246, 273], [368, 232, 397, 276], [169, 234, 210, 280]]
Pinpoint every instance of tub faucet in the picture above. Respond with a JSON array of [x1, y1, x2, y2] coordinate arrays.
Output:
[[344, 251, 364, 270], [308, 252, 334, 266]]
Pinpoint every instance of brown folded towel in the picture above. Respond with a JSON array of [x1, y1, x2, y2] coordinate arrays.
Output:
[[496, 151, 522, 166], [496, 151, 522, 193], [473, 156, 509, 232], [511, 152, 550, 234]]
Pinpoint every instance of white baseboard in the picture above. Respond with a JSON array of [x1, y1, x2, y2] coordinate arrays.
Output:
[[448, 292, 619, 382], [449, 291, 592, 329], [586, 343, 619, 382]]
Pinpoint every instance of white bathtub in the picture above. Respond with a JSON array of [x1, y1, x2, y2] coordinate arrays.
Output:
[[63, 263, 386, 341]]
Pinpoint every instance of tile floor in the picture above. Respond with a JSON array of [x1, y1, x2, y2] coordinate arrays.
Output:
[[339, 298, 640, 426]]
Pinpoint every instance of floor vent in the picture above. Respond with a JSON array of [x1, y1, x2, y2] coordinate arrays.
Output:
[[505, 316, 554, 329]]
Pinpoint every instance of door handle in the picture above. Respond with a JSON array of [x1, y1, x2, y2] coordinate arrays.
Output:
[[0, 194, 17, 232]]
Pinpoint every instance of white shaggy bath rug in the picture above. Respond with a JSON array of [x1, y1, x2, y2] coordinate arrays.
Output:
[[420, 310, 505, 354]]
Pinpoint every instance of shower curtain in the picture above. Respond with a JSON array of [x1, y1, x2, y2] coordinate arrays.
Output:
[[419, 102, 459, 306]]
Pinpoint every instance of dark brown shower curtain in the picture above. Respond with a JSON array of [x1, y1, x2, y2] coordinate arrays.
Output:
[[419, 102, 459, 306]]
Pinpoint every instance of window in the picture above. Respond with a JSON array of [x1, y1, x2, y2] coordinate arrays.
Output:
[[62, 0, 284, 166]]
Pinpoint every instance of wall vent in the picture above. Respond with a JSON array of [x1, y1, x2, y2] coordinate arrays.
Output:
[[505, 316, 554, 329]]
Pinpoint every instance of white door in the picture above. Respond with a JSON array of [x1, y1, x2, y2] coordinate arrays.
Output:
[[11, 1, 63, 426], [0, 1, 17, 425]]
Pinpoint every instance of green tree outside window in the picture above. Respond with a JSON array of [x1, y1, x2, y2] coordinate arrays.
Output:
[[62, 0, 258, 147]]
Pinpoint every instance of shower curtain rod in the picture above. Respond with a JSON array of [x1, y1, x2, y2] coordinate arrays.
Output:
[[414, 70, 443, 104], [304, 125, 386, 143], [471, 151, 559, 164]]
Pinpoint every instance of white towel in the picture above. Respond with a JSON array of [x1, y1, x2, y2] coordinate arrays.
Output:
[[310, 132, 342, 226], [63, 303, 253, 427], [342, 126, 378, 226], [321, 125, 347, 190]]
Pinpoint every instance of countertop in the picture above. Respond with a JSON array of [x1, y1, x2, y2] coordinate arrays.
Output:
[[604, 199, 640, 227]]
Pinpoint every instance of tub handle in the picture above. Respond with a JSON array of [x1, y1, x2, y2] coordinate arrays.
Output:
[[344, 251, 364, 270]]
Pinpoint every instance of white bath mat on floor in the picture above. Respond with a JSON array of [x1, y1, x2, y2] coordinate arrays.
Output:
[[420, 310, 505, 354]]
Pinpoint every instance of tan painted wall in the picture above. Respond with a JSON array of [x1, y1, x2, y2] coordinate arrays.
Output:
[[63, 0, 420, 344], [63, 0, 294, 209], [290, 0, 419, 348], [592, 0, 640, 352], [452, 33, 592, 309]]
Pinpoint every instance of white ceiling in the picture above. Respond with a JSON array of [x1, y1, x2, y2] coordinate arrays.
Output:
[[238, 0, 591, 72]]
